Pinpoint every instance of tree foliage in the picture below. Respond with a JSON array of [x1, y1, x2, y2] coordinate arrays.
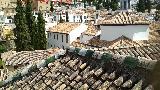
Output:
[[136, 0, 151, 13], [85, 50, 94, 58], [102, 0, 110, 10], [14, 0, 33, 51], [0, 44, 6, 53], [25, 0, 35, 49], [50, 1, 54, 12], [66, 11, 69, 22], [36, 11, 47, 50], [110, 0, 118, 11], [123, 56, 139, 69], [74, 48, 80, 54], [101, 53, 112, 62]]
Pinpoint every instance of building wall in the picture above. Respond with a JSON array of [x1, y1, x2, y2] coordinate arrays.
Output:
[[80, 34, 94, 43], [80, 30, 101, 43], [69, 23, 88, 44], [100, 25, 149, 41], [47, 32, 69, 49], [47, 23, 88, 49]]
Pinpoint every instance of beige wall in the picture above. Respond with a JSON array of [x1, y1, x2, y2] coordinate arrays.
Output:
[[0, 0, 50, 16], [0, 0, 16, 16]]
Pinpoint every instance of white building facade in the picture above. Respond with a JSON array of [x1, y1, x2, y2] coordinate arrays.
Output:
[[100, 24, 149, 41], [47, 23, 88, 49]]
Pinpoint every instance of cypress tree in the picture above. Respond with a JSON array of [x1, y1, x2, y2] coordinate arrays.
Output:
[[32, 17, 39, 49], [110, 0, 118, 11], [145, 0, 151, 13], [25, 0, 34, 49], [59, 13, 63, 23], [136, 0, 145, 12], [83, 0, 86, 8], [50, 1, 54, 12], [36, 11, 47, 50], [66, 11, 69, 22], [103, 0, 110, 10], [14, 0, 32, 51]]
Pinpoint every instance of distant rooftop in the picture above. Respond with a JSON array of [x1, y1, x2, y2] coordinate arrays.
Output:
[[48, 22, 81, 34], [98, 12, 150, 25], [83, 22, 100, 36]]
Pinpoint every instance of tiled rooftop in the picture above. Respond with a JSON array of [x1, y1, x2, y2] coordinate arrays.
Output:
[[72, 36, 160, 61], [0, 47, 156, 90], [83, 22, 100, 36], [0, 48, 59, 82], [48, 23, 81, 34], [98, 12, 150, 25]]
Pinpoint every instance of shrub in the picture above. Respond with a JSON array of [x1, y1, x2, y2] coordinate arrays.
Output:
[[46, 56, 55, 65], [74, 48, 80, 54], [85, 50, 94, 58], [12, 72, 21, 82], [101, 53, 112, 62], [123, 56, 139, 69]]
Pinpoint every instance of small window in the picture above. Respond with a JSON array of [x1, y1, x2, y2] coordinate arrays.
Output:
[[57, 34, 58, 40], [62, 35, 63, 42], [51, 44, 52, 47], [48, 33, 49, 38], [84, 16, 86, 19], [54, 34, 55, 39], [66, 34, 68, 43], [9, 20, 12, 23], [62, 45, 64, 49]]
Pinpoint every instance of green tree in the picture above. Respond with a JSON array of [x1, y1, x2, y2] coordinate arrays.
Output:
[[31, 17, 38, 49], [66, 11, 69, 22], [36, 11, 47, 50], [110, 0, 118, 11], [50, 1, 54, 12], [136, 0, 146, 12], [155, 3, 160, 21], [25, 0, 34, 49], [103, 0, 110, 10], [59, 13, 63, 23], [14, 0, 32, 51], [145, 0, 151, 13], [123, 56, 139, 69], [83, 0, 86, 8]]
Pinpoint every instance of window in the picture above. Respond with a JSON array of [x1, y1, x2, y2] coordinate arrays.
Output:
[[57, 34, 58, 40], [51, 45, 52, 47], [84, 16, 86, 19], [66, 34, 68, 43], [48, 33, 50, 38], [54, 34, 55, 39], [9, 20, 12, 23], [62, 35, 63, 42], [62, 45, 64, 49]]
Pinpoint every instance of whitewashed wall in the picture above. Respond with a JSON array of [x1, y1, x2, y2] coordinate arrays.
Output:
[[80, 34, 94, 43], [47, 32, 69, 49], [100, 25, 149, 41], [47, 23, 88, 49], [69, 23, 88, 44], [80, 30, 101, 43]]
